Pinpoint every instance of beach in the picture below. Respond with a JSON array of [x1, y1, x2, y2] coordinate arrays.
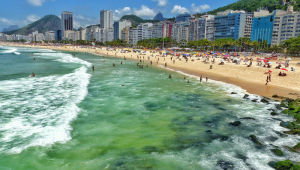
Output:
[[1, 45, 300, 169], [3, 42, 300, 99]]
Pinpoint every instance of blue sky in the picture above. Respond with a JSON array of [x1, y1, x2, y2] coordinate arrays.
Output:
[[0, 0, 236, 31]]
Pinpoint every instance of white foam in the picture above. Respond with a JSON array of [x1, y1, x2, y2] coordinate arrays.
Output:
[[1, 47, 17, 53], [0, 66, 91, 154], [14, 52, 20, 55], [36, 52, 92, 67]]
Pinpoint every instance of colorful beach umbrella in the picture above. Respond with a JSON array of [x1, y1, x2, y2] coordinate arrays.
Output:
[[281, 68, 288, 71]]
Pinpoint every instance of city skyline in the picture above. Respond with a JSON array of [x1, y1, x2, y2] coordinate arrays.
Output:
[[0, 0, 237, 31]]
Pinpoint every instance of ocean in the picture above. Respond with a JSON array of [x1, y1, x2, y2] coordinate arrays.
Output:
[[0, 46, 299, 170]]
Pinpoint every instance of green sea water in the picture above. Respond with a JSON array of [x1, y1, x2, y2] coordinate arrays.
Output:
[[0, 46, 299, 170]]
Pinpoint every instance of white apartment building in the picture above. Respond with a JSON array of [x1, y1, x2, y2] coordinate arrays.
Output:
[[152, 22, 163, 38], [141, 23, 153, 39], [189, 15, 215, 42], [172, 22, 190, 45], [100, 10, 113, 29], [271, 6, 300, 46], [45, 31, 55, 41]]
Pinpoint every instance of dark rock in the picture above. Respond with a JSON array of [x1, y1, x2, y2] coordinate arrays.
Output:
[[240, 117, 256, 120], [273, 130, 288, 138], [249, 135, 263, 146], [268, 161, 276, 168], [293, 143, 300, 151], [231, 92, 237, 94], [205, 130, 213, 134], [284, 146, 298, 153], [217, 160, 235, 170], [280, 121, 294, 129], [273, 160, 293, 170], [272, 118, 283, 122], [272, 94, 279, 98], [143, 146, 159, 153], [271, 149, 283, 156], [115, 161, 124, 167], [271, 111, 278, 116], [275, 104, 282, 110], [268, 136, 278, 142], [252, 99, 258, 102], [261, 98, 269, 104], [229, 121, 241, 126], [243, 94, 249, 99]]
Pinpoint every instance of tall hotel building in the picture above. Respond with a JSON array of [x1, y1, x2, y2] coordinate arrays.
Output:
[[61, 11, 73, 38], [100, 10, 113, 29]]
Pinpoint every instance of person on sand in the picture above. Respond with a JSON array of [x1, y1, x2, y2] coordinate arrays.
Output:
[[269, 74, 271, 82], [266, 76, 269, 85], [165, 63, 167, 67], [150, 61, 152, 65]]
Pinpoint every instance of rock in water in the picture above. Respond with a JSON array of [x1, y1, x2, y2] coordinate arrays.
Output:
[[217, 160, 235, 170], [243, 94, 249, 99], [240, 117, 256, 120], [229, 121, 241, 126], [231, 92, 237, 94], [271, 149, 283, 156], [249, 135, 264, 146]]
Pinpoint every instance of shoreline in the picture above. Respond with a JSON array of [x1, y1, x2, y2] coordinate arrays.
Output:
[[2, 43, 300, 100]]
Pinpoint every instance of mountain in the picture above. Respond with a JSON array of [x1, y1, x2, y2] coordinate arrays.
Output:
[[5, 15, 61, 35], [120, 15, 160, 27], [2, 25, 19, 32], [205, 0, 295, 15]]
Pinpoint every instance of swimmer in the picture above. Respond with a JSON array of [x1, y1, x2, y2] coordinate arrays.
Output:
[[113, 63, 115, 67], [169, 74, 171, 78], [92, 65, 95, 71], [33, 57, 35, 60], [31, 72, 35, 77]]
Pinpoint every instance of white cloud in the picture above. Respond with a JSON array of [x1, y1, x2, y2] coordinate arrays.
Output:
[[73, 15, 99, 28], [153, 0, 168, 6], [114, 7, 131, 21], [191, 3, 210, 13], [27, 0, 45, 6], [171, 5, 189, 14], [27, 15, 41, 22], [133, 5, 156, 18], [0, 17, 14, 25]]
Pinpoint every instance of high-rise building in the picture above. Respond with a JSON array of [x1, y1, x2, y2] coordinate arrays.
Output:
[[113, 20, 132, 40], [271, 6, 299, 46], [100, 10, 113, 29], [189, 15, 215, 42], [175, 13, 191, 23], [152, 22, 163, 38], [214, 10, 254, 40], [162, 21, 174, 38], [61, 11, 73, 38], [172, 22, 190, 45]]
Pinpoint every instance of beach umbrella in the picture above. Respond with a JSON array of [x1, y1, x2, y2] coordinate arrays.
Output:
[[281, 68, 288, 71], [268, 70, 272, 73]]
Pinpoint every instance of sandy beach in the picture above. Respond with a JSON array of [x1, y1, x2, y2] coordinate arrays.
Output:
[[2, 42, 300, 99]]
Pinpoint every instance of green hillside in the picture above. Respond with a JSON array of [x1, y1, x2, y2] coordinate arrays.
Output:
[[120, 15, 160, 27], [205, 0, 300, 15], [5, 15, 61, 35]]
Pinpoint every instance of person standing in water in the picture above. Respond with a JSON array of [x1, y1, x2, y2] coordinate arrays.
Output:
[[32, 72, 35, 77], [92, 65, 95, 71], [200, 75, 202, 82], [206, 77, 208, 82]]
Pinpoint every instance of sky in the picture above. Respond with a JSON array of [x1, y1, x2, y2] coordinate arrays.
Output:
[[0, 0, 237, 31]]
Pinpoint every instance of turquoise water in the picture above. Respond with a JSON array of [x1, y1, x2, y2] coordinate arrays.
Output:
[[0, 46, 299, 170]]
